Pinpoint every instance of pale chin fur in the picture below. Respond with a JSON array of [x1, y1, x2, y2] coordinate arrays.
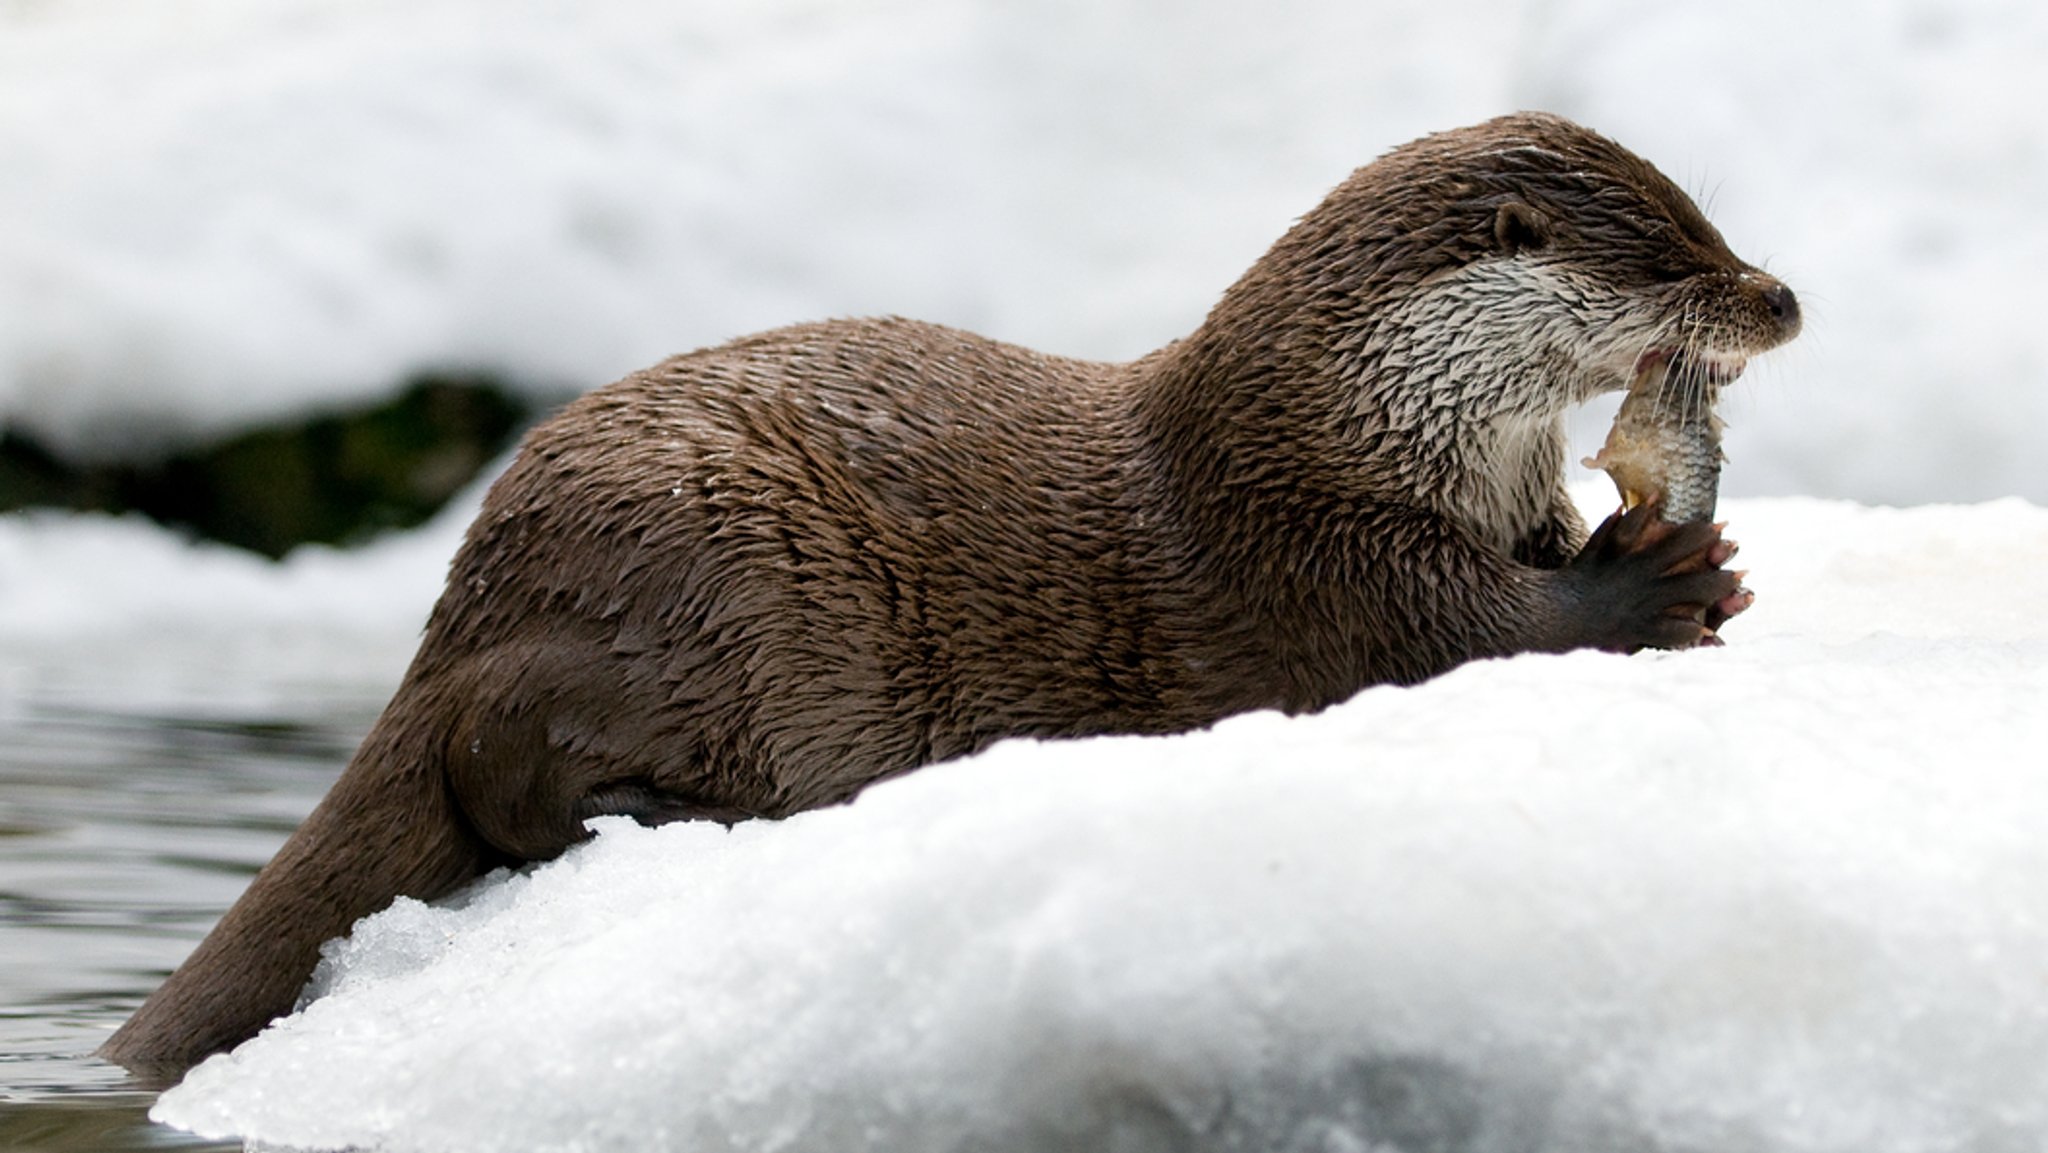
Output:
[[1350, 257, 1659, 554], [1628, 346, 1749, 386], [1350, 255, 1765, 555], [1370, 256, 1671, 424]]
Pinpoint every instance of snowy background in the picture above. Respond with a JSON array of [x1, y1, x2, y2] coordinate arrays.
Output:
[[5, 0, 2046, 502], [5, 0, 2048, 1149]]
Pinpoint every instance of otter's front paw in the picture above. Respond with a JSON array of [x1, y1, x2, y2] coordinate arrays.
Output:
[[1561, 501, 1747, 652]]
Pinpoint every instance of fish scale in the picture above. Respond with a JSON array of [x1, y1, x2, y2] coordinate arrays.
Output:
[[1583, 355, 1724, 524]]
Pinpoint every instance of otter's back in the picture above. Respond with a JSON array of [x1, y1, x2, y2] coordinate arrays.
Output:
[[425, 318, 1185, 819]]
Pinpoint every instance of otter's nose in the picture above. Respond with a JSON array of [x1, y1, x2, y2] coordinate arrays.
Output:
[[1761, 281, 1800, 334]]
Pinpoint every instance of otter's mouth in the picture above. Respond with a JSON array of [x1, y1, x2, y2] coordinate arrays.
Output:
[[1631, 347, 1747, 387]]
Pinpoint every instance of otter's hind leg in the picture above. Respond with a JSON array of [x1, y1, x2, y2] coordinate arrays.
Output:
[[441, 639, 760, 860]]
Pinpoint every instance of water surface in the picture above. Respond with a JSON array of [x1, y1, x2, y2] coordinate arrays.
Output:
[[0, 694, 378, 1150]]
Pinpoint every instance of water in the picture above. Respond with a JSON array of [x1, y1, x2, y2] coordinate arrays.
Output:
[[0, 692, 381, 1150]]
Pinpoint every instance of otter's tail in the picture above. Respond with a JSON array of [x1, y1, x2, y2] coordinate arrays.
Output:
[[99, 694, 499, 1082]]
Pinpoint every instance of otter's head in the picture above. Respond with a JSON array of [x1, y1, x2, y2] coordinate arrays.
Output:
[[1268, 112, 1800, 420]]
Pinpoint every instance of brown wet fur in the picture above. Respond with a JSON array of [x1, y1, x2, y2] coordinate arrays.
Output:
[[102, 112, 1800, 1078]]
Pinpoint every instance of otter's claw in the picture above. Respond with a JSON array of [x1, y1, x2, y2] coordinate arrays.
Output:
[[1561, 501, 1749, 653]]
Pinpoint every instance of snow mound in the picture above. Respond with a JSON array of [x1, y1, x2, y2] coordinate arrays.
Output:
[[0, 481, 475, 714], [153, 498, 2048, 1152]]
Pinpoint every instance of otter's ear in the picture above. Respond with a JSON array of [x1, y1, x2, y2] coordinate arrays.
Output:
[[1493, 201, 1550, 256]]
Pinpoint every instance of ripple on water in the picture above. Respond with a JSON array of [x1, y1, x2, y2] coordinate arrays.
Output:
[[0, 698, 379, 1150]]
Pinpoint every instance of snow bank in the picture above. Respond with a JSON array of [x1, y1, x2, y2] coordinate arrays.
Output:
[[6, 0, 2047, 502], [0, 486, 473, 716], [151, 496, 2048, 1153], [0, 0, 1514, 457]]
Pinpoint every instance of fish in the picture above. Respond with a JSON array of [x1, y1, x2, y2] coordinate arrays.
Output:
[[1582, 351, 1733, 524]]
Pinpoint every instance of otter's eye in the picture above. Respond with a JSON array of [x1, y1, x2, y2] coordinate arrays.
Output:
[[1493, 201, 1550, 256]]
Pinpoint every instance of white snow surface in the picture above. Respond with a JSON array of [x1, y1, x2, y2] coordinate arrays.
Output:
[[4, 0, 2048, 502], [144, 493, 2048, 1153], [0, 485, 478, 718]]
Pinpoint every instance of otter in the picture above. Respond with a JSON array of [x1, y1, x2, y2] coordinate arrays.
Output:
[[102, 112, 1800, 1079]]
